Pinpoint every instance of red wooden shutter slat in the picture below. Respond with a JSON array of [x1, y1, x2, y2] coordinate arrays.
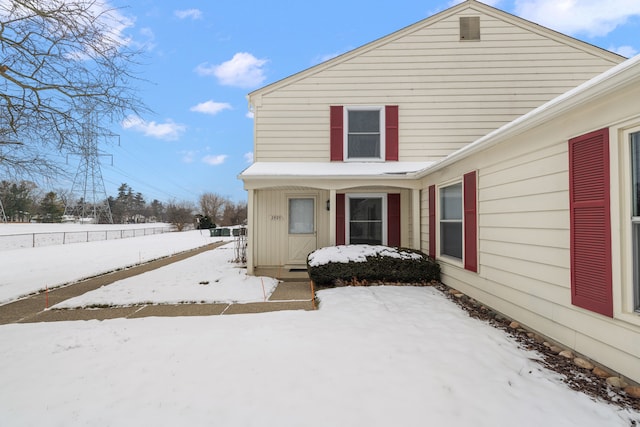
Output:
[[428, 185, 436, 258], [569, 128, 612, 317], [464, 171, 478, 272], [336, 193, 345, 245], [330, 106, 344, 161], [385, 105, 399, 161], [387, 193, 401, 247]]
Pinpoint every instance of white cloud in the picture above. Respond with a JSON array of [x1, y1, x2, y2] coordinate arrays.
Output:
[[121, 115, 186, 141], [246, 110, 254, 119], [244, 152, 254, 163], [202, 154, 228, 165], [131, 27, 156, 51], [514, 0, 640, 37], [189, 100, 232, 116], [312, 51, 344, 65], [181, 150, 197, 163], [611, 45, 638, 58], [174, 9, 202, 20], [195, 52, 268, 89]]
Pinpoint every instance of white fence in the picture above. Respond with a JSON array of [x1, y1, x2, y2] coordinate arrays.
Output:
[[0, 226, 174, 251]]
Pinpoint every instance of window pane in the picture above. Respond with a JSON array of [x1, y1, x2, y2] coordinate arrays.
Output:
[[348, 134, 381, 158], [441, 183, 462, 220], [632, 132, 640, 217], [441, 222, 463, 259], [348, 197, 383, 245], [289, 198, 314, 234], [634, 222, 640, 311], [350, 198, 382, 221], [350, 222, 382, 245], [348, 110, 379, 132]]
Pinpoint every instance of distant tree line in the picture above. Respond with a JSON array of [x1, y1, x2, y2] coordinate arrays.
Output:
[[0, 180, 247, 228]]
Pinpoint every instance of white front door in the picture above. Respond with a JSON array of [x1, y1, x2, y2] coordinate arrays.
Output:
[[287, 197, 317, 265]]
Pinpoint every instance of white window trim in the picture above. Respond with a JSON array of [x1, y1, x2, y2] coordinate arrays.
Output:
[[436, 180, 464, 267], [621, 124, 640, 318], [345, 193, 387, 245], [343, 106, 385, 162], [609, 121, 640, 327]]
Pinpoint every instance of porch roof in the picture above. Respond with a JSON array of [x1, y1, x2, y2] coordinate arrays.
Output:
[[239, 161, 433, 180]]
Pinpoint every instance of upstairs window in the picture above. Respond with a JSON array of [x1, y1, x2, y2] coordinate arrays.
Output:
[[345, 107, 385, 161], [330, 105, 398, 162]]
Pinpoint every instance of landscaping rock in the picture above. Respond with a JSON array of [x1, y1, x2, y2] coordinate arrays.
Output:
[[606, 377, 629, 389], [559, 350, 574, 359], [573, 357, 594, 370], [509, 321, 520, 329], [549, 346, 562, 354], [624, 386, 640, 399], [592, 367, 610, 379]]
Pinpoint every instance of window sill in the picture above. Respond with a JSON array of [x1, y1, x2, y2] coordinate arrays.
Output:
[[344, 158, 385, 163], [614, 311, 640, 328], [437, 255, 464, 269]]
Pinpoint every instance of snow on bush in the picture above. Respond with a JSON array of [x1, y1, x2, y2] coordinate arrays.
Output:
[[307, 244, 440, 286]]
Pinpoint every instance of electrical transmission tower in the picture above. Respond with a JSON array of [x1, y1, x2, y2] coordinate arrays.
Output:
[[0, 197, 6, 222], [64, 112, 115, 224]]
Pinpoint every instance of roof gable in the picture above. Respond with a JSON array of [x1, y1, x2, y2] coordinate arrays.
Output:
[[248, 0, 623, 101]]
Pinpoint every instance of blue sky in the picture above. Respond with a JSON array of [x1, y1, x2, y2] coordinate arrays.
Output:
[[89, 0, 640, 204]]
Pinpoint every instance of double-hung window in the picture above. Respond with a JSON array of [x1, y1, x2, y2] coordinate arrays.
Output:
[[429, 172, 477, 270], [345, 107, 385, 161], [346, 194, 387, 245], [439, 182, 463, 259], [631, 131, 640, 312]]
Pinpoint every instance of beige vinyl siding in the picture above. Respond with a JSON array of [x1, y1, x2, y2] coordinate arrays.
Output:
[[253, 187, 413, 267], [253, 188, 332, 267], [252, 5, 621, 163], [420, 80, 640, 383]]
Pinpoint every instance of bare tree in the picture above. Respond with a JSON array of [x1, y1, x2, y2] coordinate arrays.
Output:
[[221, 200, 247, 226], [0, 0, 145, 178], [166, 200, 195, 232], [199, 192, 228, 225]]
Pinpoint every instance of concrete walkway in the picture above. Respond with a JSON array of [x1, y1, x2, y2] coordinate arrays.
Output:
[[0, 243, 315, 325]]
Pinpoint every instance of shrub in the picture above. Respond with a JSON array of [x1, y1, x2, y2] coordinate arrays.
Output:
[[307, 245, 440, 287]]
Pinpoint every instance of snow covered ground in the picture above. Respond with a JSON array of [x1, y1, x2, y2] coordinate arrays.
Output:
[[53, 245, 278, 308], [0, 224, 639, 426], [0, 225, 233, 304]]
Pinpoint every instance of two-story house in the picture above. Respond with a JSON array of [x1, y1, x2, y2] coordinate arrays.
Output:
[[240, 0, 640, 383], [240, 0, 622, 275]]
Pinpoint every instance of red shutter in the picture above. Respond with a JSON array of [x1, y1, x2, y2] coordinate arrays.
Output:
[[385, 105, 399, 161], [428, 185, 436, 258], [569, 128, 612, 317], [330, 106, 343, 161], [463, 171, 478, 272], [387, 193, 401, 247], [336, 193, 345, 245]]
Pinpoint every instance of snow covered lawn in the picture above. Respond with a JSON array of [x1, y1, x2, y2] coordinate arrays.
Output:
[[0, 224, 638, 425], [53, 244, 278, 308], [0, 227, 226, 304], [1, 286, 638, 426]]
